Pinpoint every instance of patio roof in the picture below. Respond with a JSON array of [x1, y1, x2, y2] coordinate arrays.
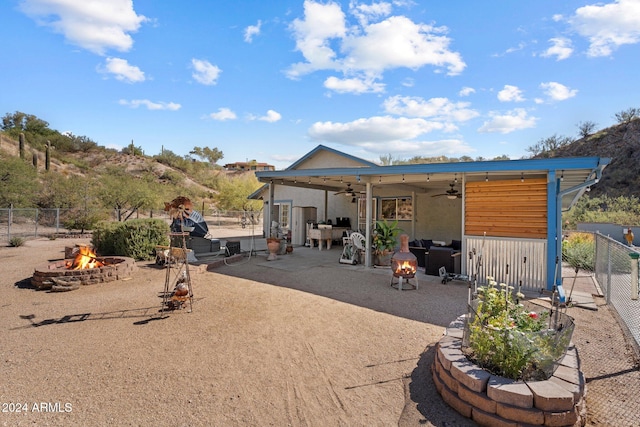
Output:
[[255, 154, 610, 211]]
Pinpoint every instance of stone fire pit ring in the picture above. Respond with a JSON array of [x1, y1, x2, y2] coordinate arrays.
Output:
[[31, 256, 137, 291]]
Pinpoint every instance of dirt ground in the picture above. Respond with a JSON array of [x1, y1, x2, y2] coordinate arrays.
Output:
[[1, 238, 638, 426]]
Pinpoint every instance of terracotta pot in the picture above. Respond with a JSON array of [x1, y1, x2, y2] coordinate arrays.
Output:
[[267, 238, 280, 261]]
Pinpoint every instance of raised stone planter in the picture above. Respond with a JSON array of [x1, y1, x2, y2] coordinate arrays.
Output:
[[433, 315, 586, 426]]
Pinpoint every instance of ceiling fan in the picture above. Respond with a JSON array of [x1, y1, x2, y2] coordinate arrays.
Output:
[[334, 183, 357, 197], [431, 182, 462, 199]]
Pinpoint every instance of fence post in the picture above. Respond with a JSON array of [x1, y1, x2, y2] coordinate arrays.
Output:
[[606, 240, 612, 303], [8, 204, 12, 240], [56, 208, 60, 234], [35, 208, 39, 238], [630, 252, 639, 300]]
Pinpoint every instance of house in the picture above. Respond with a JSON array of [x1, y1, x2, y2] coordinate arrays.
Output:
[[224, 160, 275, 172], [251, 145, 610, 292]]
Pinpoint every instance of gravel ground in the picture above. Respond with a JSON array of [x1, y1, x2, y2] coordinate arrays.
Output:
[[0, 237, 638, 426]]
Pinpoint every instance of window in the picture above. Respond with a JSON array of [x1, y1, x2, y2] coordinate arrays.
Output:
[[380, 197, 412, 220]]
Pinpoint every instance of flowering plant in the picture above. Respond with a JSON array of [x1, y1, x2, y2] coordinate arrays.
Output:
[[462, 277, 573, 380]]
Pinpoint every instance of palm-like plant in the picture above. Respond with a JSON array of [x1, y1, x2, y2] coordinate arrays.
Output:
[[372, 219, 401, 255]]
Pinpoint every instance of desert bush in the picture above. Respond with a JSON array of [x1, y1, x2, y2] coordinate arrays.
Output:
[[92, 219, 169, 260], [9, 236, 25, 247], [562, 232, 595, 271]]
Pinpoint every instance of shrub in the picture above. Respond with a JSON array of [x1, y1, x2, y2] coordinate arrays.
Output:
[[562, 232, 595, 271], [62, 208, 109, 233], [92, 219, 169, 260], [9, 236, 25, 247]]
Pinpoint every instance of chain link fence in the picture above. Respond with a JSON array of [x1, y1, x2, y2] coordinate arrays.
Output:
[[594, 232, 640, 349], [0, 207, 263, 242]]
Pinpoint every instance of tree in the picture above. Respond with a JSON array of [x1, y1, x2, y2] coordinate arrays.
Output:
[[526, 134, 574, 158], [213, 173, 263, 211], [189, 146, 223, 165], [97, 166, 157, 221], [576, 121, 597, 138], [378, 153, 395, 165], [614, 107, 639, 124], [0, 154, 39, 207]]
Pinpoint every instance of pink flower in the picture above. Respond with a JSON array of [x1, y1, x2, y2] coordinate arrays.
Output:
[[528, 312, 539, 320]]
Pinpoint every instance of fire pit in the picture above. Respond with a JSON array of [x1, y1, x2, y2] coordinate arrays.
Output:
[[31, 246, 137, 291], [390, 234, 418, 290]]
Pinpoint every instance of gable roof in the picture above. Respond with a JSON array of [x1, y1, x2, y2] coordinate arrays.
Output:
[[248, 145, 377, 199], [285, 145, 377, 170]]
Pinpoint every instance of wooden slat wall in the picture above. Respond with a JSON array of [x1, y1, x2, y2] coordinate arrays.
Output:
[[465, 178, 547, 239]]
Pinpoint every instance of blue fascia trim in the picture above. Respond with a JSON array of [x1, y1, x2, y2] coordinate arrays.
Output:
[[256, 156, 610, 180]]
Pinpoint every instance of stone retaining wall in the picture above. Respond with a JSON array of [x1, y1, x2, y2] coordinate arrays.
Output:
[[433, 316, 586, 426]]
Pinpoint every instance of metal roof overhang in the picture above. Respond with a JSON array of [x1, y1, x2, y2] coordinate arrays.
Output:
[[254, 157, 610, 210]]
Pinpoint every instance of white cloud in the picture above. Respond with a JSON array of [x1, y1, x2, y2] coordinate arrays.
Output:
[[287, 1, 465, 89], [383, 95, 479, 123], [401, 78, 415, 87], [459, 86, 475, 97], [19, 0, 147, 55], [349, 1, 392, 26], [191, 59, 221, 85], [209, 108, 237, 121], [288, 0, 346, 78], [568, 0, 640, 57], [324, 76, 385, 94], [497, 85, 525, 102], [541, 37, 573, 60], [249, 110, 282, 122], [100, 57, 145, 83], [478, 109, 537, 134], [341, 16, 466, 75], [539, 82, 577, 101], [244, 20, 262, 43], [308, 116, 445, 144], [118, 99, 181, 111]]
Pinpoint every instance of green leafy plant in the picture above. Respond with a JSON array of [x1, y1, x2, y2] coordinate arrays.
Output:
[[562, 232, 595, 271], [463, 277, 574, 380], [372, 219, 401, 255], [92, 219, 169, 261]]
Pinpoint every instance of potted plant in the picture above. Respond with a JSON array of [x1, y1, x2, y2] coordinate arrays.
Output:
[[266, 236, 280, 261], [372, 219, 401, 266]]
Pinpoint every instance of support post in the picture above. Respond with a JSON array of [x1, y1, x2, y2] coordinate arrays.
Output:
[[630, 252, 639, 300]]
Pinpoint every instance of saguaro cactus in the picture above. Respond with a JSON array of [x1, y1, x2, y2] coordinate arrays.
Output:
[[46, 140, 51, 171], [32, 152, 38, 168], [19, 133, 25, 160]]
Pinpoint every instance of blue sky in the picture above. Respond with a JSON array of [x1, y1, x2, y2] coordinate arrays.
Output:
[[1, 0, 639, 169]]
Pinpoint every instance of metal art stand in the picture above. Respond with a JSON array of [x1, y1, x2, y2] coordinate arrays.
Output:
[[390, 275, 418, 290], [161, 232, 194, 313]]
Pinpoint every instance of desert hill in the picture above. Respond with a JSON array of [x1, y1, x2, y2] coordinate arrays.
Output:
[[0, 133, 218, 198], [548, 119, 640, 198]]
